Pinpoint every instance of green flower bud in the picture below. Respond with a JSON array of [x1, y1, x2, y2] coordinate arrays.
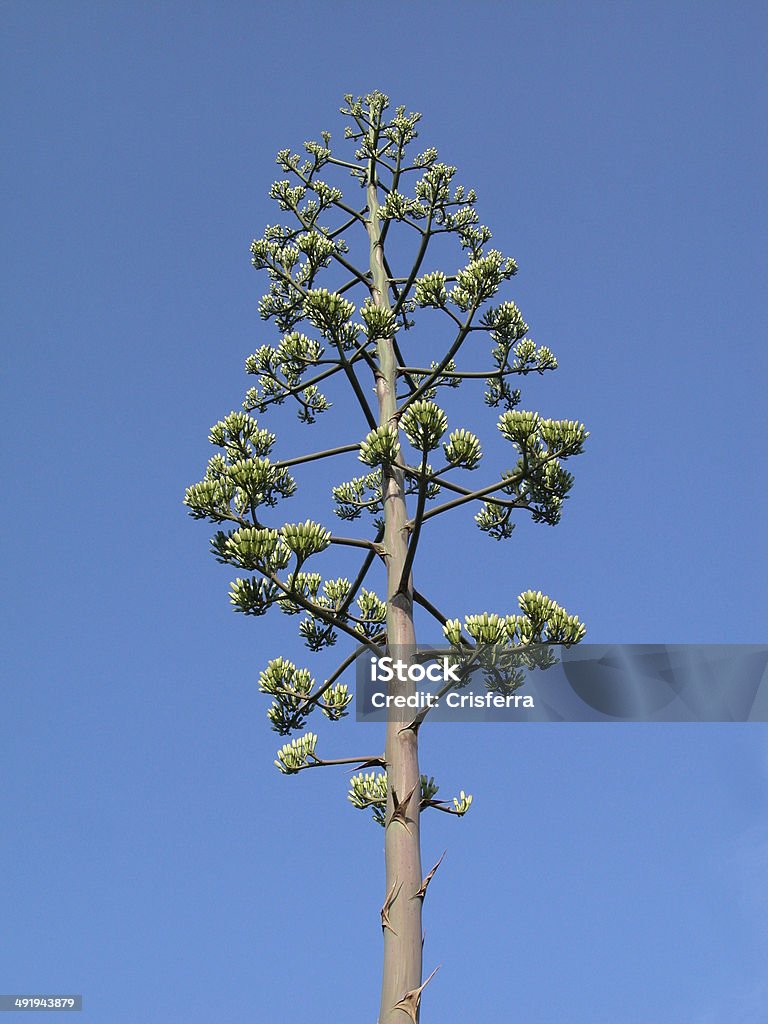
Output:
[[400, 400, 448, 452], [281, 520, 332, 562], [443, 428, 482, 469], [358, 425, 400, 467]]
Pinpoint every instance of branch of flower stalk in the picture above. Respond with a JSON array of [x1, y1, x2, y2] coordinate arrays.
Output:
[[397, 365, 527, 380], [324, 154, 365, 174], [293, 641, 376, 718], [349, 108, 373, 138], [374, 145, 397, 168], [411, 590, 451, 628], [292, 753, 386, 774], [253, 362, 345, 413], [391, 214, 434, 319], [255, 566, 385, 652], [411, 470, 525, 526], [434, 305, 466, 330], [328, 213, 367, 239], [398, 308, 478, 412], [392, 345, 418, 395], [327, 344, 378, 430], [337, 275, 367, 296], [245, 502, 264, 529], [385, 212, 427, 235], [406, 467, 521, 510], [415, 445, 572, 525], [258, 254, 377, 428], [255, 249, 378, 426], [285, 201, 372, 290], [397, 450, 429, 596], [329, 535, 385, 552], [381, 254, 421, 382], [338, 526, 386, 619], [337, 496, 383, 512], [388, 275, 460, 286], [353, 341, 381, 380], [421, 800, 471, 816], [265, 685, 353, 715], [378, 145, 404, 247], [285, 156, 369, 226], [275, 443, 361, 470], [405, 648, 484, 732]]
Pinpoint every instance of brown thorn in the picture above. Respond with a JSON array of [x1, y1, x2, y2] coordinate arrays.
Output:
[[413, 850, 446, 901], [380, 879, 402, 935], [353, 756, 386, 771], [392, 965, 441, 1023], [389, 784, 418, 835]]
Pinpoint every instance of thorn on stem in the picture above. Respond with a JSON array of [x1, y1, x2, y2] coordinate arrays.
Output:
[[389, 784, 418, 834], [380, 879, 402, 935], [392, 965, 440, 1023], [413, 850, 446, 901]]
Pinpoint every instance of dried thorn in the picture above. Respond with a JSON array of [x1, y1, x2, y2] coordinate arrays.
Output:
[[420, 798, 446, 811], [354, 756, 386, 771], [413, 850, 446, 901], [389, 784, 418, 834], [398, 717, 421, 736], [392, 965, 440, 1023], [380, 879, 402, 935]]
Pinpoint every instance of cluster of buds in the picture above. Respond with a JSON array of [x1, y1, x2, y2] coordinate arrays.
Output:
[[349, 771, 474, 826], [450, 250, 518, 311], [359, 299, 398, 342], [303, 288, 355, 336], [274, 731, 318, 773], [443, 428, 482, 469], [358, 425, 400, 467], [444, 591, 586, 651], [332, 469, 383, 521], [400, 400, 448, 452], [354, 588, 387, 641], [281, 520, 332, 563]]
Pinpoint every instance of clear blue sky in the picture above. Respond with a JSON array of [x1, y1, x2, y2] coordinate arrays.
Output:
[[2, 2, 767, 1021]]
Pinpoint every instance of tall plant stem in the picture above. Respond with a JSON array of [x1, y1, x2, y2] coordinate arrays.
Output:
[[367, 144, 424, 1024]]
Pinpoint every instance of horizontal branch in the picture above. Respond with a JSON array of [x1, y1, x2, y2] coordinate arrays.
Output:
[[397, 365, 518, 380], [329, 535, 385, 552], [275, 443, 360, 469], [421, 800, 469, 816], [292, 753, 386, 774]]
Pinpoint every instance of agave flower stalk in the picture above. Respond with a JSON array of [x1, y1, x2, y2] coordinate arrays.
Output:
[[184, 91, 588, 1023]]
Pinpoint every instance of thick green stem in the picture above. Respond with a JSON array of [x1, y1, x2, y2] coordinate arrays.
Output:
[[367, 158, 424, 1024]]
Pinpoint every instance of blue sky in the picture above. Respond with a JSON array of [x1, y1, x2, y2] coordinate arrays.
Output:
[[2, 2, 767, 1021]]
